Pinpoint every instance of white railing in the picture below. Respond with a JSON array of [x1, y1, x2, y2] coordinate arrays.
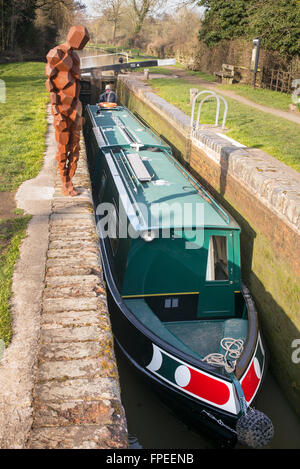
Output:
[[190, 90, 228, 132]]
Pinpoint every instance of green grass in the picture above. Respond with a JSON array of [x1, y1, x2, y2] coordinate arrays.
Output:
[[130, 60, 216, 81], [0, 62, 48, 191], [132, 66, 175, 75], [0, 62, 48, 345], [149, 67, 176, 75], [149, 78, 300, 172], [132, 66, 216, 81], [180, 69, 215, 82], [147, 62, 215, 81], [0, 216, 31, 345], [219, 84, 294, 112]]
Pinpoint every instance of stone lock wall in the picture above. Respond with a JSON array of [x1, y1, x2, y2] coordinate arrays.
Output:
[[117, 76, 300, 418], [27, 141, 128, 449]]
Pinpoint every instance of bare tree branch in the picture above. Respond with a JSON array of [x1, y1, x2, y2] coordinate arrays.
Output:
[[92, 0, 124, 43]]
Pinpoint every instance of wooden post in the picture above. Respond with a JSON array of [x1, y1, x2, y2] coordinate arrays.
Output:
[[144, 68, 149, 80], [270, 69, 274, 90], [275, 69, 280, 92], [287, 73, 292, 93]]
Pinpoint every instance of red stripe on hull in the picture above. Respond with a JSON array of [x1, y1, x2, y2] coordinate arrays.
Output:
[[241, 361, 260, 402], [184, 368, 231, 405]]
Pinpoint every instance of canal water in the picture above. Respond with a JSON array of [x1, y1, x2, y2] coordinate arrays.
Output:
[[114, 344, 300, 449]]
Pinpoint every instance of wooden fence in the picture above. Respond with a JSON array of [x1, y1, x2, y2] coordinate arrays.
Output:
[[263, 68, 300, 93]]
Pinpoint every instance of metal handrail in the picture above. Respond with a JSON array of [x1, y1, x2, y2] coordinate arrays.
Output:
[[191, 90, 216, 129], [196, 93, 219, 129], [191, 90, 228, 130], [217, 95, 228, 130]]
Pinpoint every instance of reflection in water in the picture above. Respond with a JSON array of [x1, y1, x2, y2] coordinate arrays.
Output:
[[255, 372, 300, 449], [128, 435, 143, 449], [115, 345, 300, 450]]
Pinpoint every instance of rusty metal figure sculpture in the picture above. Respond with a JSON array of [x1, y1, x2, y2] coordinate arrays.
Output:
[[45, 26, 90, 196]]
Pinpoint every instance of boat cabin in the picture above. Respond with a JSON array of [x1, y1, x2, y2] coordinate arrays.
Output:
[[84, 105, 249, 364]]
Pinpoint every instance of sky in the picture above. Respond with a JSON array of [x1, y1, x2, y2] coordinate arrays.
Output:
[[81, 0, 96, 17], [82, 1, 202, 19]]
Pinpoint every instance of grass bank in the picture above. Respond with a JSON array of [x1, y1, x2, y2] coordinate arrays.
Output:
[[0, 62, 48, 345], [148, 67, 296, 111], [0, 62, 48, 191], [218, 83, 297, 112], [134, 66, 215, 82], [0, 216, 31, 345], [142, 64, 296, 112], [149, 77, 300, 173]]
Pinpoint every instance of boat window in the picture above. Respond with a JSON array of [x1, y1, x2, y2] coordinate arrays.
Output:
[[164, 298, 179, 308], [206, 235, 228, 281]]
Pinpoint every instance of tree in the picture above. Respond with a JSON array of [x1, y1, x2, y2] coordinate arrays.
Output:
[[92, 0, 124, 44], [248, 0, 300, 58], [146, 6, 201, 59], [127, 0, 164, 46], [197, 0, 300, 58], [1, 0, 37, 52], [197, 0, 251, 47], [36, 0, 86, 42], [0, 0, 86, 54]]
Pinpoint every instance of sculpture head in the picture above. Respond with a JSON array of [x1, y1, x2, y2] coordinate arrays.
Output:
[[67, 25, 90, 50]]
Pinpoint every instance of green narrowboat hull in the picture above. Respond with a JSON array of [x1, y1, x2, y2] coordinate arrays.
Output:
[[83, 104, 274, 448]]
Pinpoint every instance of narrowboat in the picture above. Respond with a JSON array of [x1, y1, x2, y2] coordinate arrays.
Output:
[[83, 103, 274, 448]]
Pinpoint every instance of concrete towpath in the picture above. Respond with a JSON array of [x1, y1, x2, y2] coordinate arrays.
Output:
[[141, 67, 300, 125]]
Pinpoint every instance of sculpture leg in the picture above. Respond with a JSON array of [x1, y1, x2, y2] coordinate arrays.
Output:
[[56, 144, 70, 196], [55, 129, 71, 196], [66, 129, 80, 196]]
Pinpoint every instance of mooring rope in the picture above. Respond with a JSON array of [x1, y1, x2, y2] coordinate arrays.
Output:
[[202, 337, 244, 373]]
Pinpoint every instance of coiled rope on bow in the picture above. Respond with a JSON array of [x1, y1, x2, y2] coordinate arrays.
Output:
[[202, 337, 244, 373]]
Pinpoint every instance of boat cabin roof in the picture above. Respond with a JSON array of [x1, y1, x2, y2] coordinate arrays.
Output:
[[88, 105, 240, 232]]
